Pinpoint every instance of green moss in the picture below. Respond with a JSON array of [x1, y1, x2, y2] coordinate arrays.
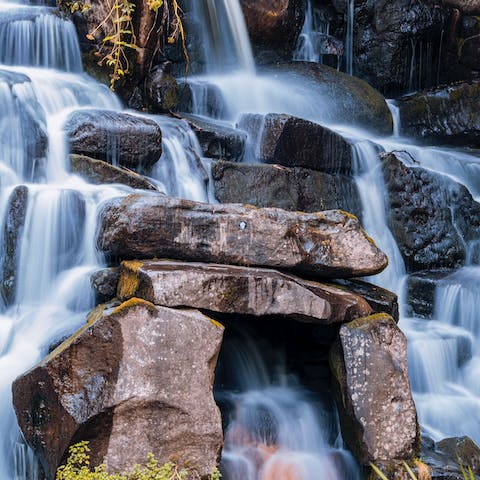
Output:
[[344, 312, 392, 330], [112, 297, 156, 316], [117, 261, 143, 299]]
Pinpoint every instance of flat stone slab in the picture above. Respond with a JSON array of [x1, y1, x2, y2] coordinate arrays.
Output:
[[117, 260, 373, 324], [96, 194, 388, 278]]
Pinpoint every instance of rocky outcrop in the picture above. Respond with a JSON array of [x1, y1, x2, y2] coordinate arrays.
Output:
[[397, 82, 480, 147], [436, 436, 480, 474], [238, 113, 354, 174], [444, 0, 480, 14], [1, 186, 28, 305], [211, 160, 362, 219], [96, 194, 388, 278], [330, 313, 419, 466], [69, 154, 158, 191], [64, 110, 162, 172], [264, 62, 393, 135], [13, 300, 224, 479], [117, 260, 373, 323], [240, 0, 305, 62], [382, 152, 480, 271], [143, 65, 179, 113], [184, 115, 247, 162]]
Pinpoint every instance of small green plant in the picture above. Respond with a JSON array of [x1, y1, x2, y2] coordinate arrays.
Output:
[[56, 441, 221, 480]]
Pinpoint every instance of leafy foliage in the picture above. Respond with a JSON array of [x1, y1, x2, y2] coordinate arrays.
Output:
[[56, 441, 221, 480]]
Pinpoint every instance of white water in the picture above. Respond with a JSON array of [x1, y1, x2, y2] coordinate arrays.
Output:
[[0, 1, 210, 478], [345, 0, 354, 75]]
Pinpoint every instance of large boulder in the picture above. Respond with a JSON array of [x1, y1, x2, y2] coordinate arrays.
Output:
[[96, 194, 388, 278], [117, 259, 373, 323], [64, 110, 162, 172], [382, 152, 480, 271], [1, 186, 28, 305], [240, 0, 305, 61], [330, 313, 419, 466], [238, 113, 354, 174], [397, 81, 480, 147], [211, 160, 362, 218], [69, 154, 158, 191], [12, 300, 224, 479], [264, 62, 393, 135]]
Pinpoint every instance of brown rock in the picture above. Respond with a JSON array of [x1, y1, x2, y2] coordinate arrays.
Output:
[[238, 113, 354, 174], [96, 194, 388, 278], [437, 436, 480, 474], [69, 154, 158, 191], [12, 300, 223, 479], [211, 160, 362, 219], [117, 259, 373, 323], [64, 110, 162, 172], [330, 313, 419, 465], [240, 0, 305, 61]]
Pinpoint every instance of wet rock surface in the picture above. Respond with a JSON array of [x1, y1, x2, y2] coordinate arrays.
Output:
[[330, 313, 419, 465], [211, 160, 362, 218], [397, 82, 480, 147], [265, 62, 393, 135], [1, 186, 28, 306], [238, 113, 354, 174], [240, 0, 305, 61], [64, 110, 162, 172], [69, 154, 158, 191], [382, 152, 480, 271], [96, 193, 388, 278], [117, 259, 373, 324], [90, 267, 120, 304], [13, 300, 224, 479]]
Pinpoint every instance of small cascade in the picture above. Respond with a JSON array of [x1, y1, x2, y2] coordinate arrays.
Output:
[[0, 6, 82, 71], [294, 1, 330, 63], [344, 0, 354, 75], [217, 333, 361, 480]]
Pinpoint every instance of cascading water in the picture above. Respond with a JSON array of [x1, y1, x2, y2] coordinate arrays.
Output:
[[0, 1, 210, 478], [345, 0, 354, 75]]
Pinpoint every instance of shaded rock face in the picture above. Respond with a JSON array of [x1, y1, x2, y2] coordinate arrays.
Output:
[[117, 259, 373, 324], [143, 65, 179, 113], [382, 152, 480, 271], [330, 313, 419, 465], [211, 160, 362, 219], [238, 113, 354, 174], [13, 300, 224, 479], [1, 186, 28, 305], [96, 194, 388, 278], [69, 154, 158, 191], [90, 267, 120, 304], [240, 0, 305, 62], [264, 62, 393, 135], [352, 0, 447, 95], [397, 82, 480, 147], [436, 436, 480, 474], [444, 0, 480, 14], [184, 115, 247, 162], [64, 110, 162, 172]]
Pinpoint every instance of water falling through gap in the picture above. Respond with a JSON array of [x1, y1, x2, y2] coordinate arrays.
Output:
[[345, 0, 354, 75]]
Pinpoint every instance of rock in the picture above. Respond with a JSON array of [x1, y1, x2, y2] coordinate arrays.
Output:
[[12, 300, 224, 479], [183, 115, 247, 162], [177, 81, 227, 118], [436, 436, 480, 474], [90, 267, 120, 303], [405, 270, 453, 319], [397, 82, 480, 146], [69, 154, 158, 191], [382, 152, 480, 271], [144, 65, 179, 113], [352, 0, 447, 95], [1, 186, 28, 305], [330, 313, 419, 466], [238, 113, 354, 174], [444, 0, 480, 14], [117, 259, 373, 323], [64, 110, 162, 172], [264, 62, 393, 135], [459, 35, 480, 72], [96, 194, 388, 278], [240, 0, 305, 61], [333, 279, 399, 322], [211, 160, 362, 219]]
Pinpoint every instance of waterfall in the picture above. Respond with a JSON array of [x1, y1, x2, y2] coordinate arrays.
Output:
[[345, 0, 354, 75]]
